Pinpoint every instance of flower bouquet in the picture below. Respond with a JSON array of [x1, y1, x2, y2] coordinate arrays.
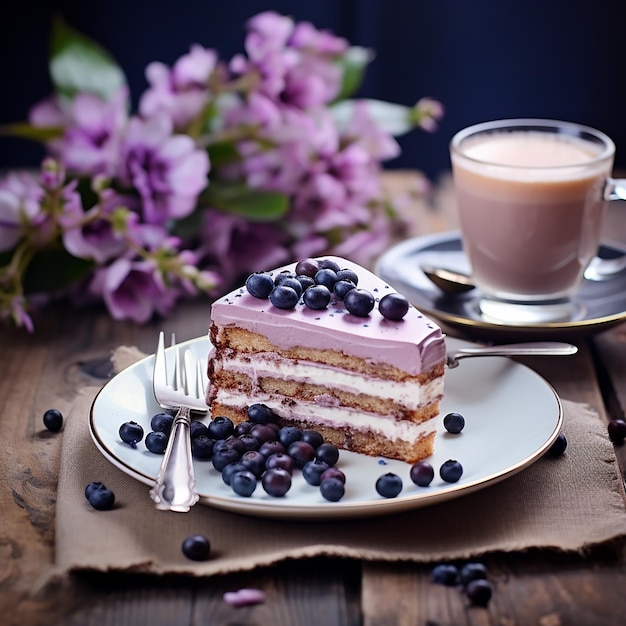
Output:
[[0, 11, 442, 331]]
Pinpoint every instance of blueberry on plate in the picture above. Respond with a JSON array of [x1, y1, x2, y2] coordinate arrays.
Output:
[[145, 431, 168, 454], [375, 472, 403, 498], [230, 470, 258, 497], [119, 421, 144, 448], [150, 411, 174, 435], [410, 461, 435, 487], [320, 477, 345, 502], [440, 459, 463, 483], [443, 412, 465, 434]]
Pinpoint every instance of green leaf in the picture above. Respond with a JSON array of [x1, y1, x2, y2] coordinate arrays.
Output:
[[49, 15, 127, 100], [22, 247, 94, 294], [0, 122, 64, 143], [333, 46, 373, 102], [331, 99, 415, 137], [207, 141, 241, 168], [202, 183, 289, 221]]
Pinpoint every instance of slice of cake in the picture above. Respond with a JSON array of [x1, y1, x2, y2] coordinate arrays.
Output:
[[207, 256, 446, 463]]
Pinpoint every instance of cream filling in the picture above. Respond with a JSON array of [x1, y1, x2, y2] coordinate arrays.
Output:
[[214, 389, 437, 442], [216, 354, 444, 409]]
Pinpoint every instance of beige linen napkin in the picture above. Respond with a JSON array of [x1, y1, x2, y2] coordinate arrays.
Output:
[[52, 347, 626, 577]]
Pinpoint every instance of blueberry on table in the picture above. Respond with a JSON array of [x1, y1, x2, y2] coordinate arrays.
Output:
[[320, 477, 345, 502], [459, 562, 488, 586], [608, 419, 626, 444], [181, 534, 211, 561], [378, 292, 410, 321], [145, 431, 168, 454], [439, 459, 463, 483], [465, 578, 493, 607], [344, 288, 375, 317], [245, 272, 274, 298], [43, 408, 64, 432], [119, 421, 144, 448], [87, 486, 115, 510], [443, 412, 465, 434], [85, 481, 107, 500], [430, 563, 459, 585], [375, 472, 403, 498], [548, 432, 567, 457], [410, 461, 435, 487]]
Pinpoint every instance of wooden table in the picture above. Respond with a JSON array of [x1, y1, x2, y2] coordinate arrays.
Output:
[[2, 174, 626, 625]]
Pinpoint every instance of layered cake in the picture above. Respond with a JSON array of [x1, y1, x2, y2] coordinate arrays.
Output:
[[207, 256, 446, 463]]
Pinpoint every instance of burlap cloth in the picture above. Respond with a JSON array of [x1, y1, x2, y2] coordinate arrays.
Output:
[[52, 346, 626, 578]]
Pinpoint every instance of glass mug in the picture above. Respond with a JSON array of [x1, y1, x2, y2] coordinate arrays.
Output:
[[450, 118, 626, 323]]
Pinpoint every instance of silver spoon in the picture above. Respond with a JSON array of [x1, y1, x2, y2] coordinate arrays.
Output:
[[446, 341, 577, 368], [422, 255, 626, 295]]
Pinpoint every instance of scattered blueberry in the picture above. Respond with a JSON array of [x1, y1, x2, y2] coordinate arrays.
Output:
[[378, 292, 410, 320], [231, 470, 258, 497], [296, 275, 316, 292], [375, 472, 403, 498], [333, 279, 356, 300], [261, 468, 292, 497], [276, 276, 303, 297], [250, 424, 278, 444], [301, 429, 324, 449], [87, 486, 115, 511], [181, 534, 211, 561], [208, 416, 235, 440], [548, 432, 568, 457], [269, 285, 300, 309], [273, 270, 297, 286], [303, 284, 332, 310], [247, 403, 277, 425], [278, 426, 302, 447], [265, 452, 295, 474], [235, 421, 254, 436], [315, 442, 340, 466], [190, 420, 209, 439], [314, 268, 338, 290], [287, 440, 316, 468], [145, 431, 168, 454], [222, 462, 248, 486], [430, 563, 459, 585], [320, 477, 345, 502], [237, 434, 261, 452], [85, 481, 107, 500], [302, 459, 331, 486], [240, 450, 267, 478], [443, 412, 465, 434], [245, 272, 274, 298], [321, 467, 346, 484], [344, 288, 375, 317], [410, 461, 435, 487], [151, 412, 174, 435], [440, 459, 463, 483], [258, 440, 286, 458], [608, 419, 626, 444], [465, 579, 493, 607], [212, 445, 241, 471], [318, 258, 341, 273], [459, 562, 488, 586], [191, 435, 215, 460], [295, 258, 319, 277], [43, 408, 63, 432], [119, 421, 144, 448], [336, 268, 358, 285]]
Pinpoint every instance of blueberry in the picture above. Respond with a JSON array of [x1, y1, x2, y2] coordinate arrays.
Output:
[[119, 421, 144, 448], [459, 562, 488, 586], [278, 426, 302, 447], [273, 270, 297, 285], [261, 468, 292, 497], [608, 419, 626, 443], [191, 435, 215, 460], [315, 442, 339, 466], [258, 440, 286, 458], [88, 487, 115, 511], [548, 432, 567, 457], [333, 279, 356, 300], [269, 285, 299, 309], [375, 472, 403, 498], [151, 412, 174, 435], [410, 461, 435, 487], [240, 450, 267, 478], [465, 579, 493, 607], [208, 416, 234, 440], [245, 272, 274, 298], [430, 563, 459, 585], [378, 292, 410, 320], [43, 408, 63, 432], [314, 268, 338, 290], [250, 424, 277, 444], [296, 275, 316, 292], [265, 452, 295, 474], [222, 462, 248, 486], [247, 403, 278, 425], [181, 534, 211, 561], [231, 470, 258, 497], [320, 477, 345, 502], [287, 440, 316, 468], [302, 459, 331, 486], [440, 459, 463, 483], [303, 284, 331, 310], [235, 421, 254, 436], [344, 288, 375, 317], [85, 481, 107, 500], [318, 258, 341, 273], [145, 431, 168, 454], [443, 412, 465, 434], [320, 467, 346, 484], [301, 429, 324, 449], [212, 445, 240, 471], [336, 268, 358, 285], [276, 276, 303, 297], [190, 420, 209, 439], [295, 258, 320, 277]]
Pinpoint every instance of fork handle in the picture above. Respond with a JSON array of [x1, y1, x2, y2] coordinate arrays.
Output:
[[149, 407, 199, 512]]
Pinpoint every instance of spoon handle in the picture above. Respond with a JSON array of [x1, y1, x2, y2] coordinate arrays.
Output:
[[447, 341, 577, 368]]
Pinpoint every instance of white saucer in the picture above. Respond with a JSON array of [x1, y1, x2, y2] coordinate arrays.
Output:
[[376, 231, 626, 338]]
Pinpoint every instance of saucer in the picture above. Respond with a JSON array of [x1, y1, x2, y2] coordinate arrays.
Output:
[[375, 231, 626, 338]]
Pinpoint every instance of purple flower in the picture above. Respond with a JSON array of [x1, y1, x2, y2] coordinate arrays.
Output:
[[118, 114, 210, 225], [140, 45, 218, 130], [91, 258, 177, 323]]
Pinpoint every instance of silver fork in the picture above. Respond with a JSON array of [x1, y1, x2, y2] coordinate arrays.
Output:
[[150, 331, 208, 512]]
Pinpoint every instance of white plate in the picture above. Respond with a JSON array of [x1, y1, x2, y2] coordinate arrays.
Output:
[[376, 231, 626, 339], [89, 336, 562, 520]]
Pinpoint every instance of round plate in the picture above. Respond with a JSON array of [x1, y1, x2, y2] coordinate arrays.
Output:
[[376, 231, 626, 339], [89, 336, 562, 520]]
